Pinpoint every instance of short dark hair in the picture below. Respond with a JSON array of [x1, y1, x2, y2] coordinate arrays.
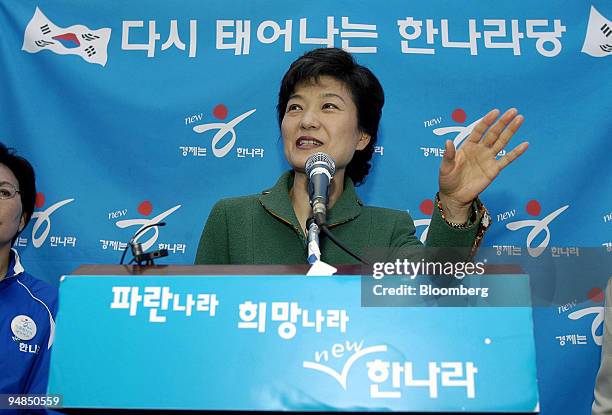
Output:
[[277, 48, 385, 185], [0, 142, 36, 243]]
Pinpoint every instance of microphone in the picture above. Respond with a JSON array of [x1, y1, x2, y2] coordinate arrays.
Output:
[[305, 152, 336, 226], [303, 152, 369, 265]]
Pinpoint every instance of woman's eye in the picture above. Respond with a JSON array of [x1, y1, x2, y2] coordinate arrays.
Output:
[[322, 103, 338, 110], [287, 104, 301, 112]]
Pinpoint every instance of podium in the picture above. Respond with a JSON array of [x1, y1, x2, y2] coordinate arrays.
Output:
[[48, 265, 539, 413]]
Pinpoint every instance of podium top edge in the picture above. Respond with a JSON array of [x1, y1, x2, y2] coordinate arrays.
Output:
[[71, 264, 524, 276]]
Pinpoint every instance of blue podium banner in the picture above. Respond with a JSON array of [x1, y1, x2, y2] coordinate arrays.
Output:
[[48, 274, 538, 412]]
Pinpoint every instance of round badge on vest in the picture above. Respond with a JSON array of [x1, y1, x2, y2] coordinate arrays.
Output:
[[11, 315, 37, 341]]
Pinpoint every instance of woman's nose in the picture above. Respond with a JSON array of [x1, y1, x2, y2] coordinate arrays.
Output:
[[300, 109, 320, 129]]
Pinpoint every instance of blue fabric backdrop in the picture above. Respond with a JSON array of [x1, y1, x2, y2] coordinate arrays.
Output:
[[1, 1, 611, 413]]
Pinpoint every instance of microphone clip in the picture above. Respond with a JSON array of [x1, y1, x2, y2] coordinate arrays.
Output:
[[119, 221, 169, 266], [129, 241, 168, 266]]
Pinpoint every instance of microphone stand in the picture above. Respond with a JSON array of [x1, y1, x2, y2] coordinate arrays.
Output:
[[308, 215, 370, 266], [306, 217, 321, 264], [119, 222, 169, 266]]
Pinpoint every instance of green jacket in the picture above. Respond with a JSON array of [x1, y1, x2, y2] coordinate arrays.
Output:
[[195, 171, 482, 265]]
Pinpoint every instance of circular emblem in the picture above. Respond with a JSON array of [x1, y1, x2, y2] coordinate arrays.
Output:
[[11, 315, 37, 341]]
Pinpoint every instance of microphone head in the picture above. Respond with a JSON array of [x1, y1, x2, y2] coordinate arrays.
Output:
[[305, 152, 336, 178]]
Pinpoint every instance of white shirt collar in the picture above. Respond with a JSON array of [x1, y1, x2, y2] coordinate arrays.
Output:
[[10, 248, 25, 276]]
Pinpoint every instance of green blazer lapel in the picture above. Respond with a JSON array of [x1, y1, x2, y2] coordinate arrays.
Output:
[[259, 170, 363, 230], [258, 171, 302, 233], [326, 176, 363, 227]]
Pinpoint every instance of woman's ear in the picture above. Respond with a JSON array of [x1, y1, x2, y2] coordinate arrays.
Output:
[[356, 132, 371, 151]]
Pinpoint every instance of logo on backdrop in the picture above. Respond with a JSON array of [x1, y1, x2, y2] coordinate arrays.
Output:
[[191, 104, 257, 158], [22, 7, 111, 66], [432, 109, 483, 149], [566, 288, 605, 346], [420, 108, 507, 159], [412, 199, 434, 243], [581, 5, 612, 57], [505, 200, 569, 257], [29, 192, 75, 248], [115, 201, 181, 251]]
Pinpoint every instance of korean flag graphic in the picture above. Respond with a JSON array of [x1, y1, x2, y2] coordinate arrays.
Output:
[[22, 7, 111, 66], [581, 5, 612, 57]]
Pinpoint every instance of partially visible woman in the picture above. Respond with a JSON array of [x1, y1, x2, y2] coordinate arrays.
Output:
[[0, 143, 58, 395], [195, 48, 527, 265], [593, 277, 612, 415]]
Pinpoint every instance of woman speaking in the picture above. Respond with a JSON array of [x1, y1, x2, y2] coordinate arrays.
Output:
[[195, 48, 527, 265]]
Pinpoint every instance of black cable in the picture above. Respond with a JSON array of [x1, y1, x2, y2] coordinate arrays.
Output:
[[119, 245, 129, 265], [320, 225, 370, 265]]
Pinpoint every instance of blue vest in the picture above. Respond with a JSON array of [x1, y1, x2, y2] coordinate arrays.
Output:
[[0, 249, 58, 394]]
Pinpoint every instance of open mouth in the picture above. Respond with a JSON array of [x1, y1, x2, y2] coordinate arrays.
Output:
[[296, 137, 324, 149]]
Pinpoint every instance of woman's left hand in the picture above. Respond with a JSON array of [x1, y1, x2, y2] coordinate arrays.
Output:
[[438, 108, 528, 223]]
